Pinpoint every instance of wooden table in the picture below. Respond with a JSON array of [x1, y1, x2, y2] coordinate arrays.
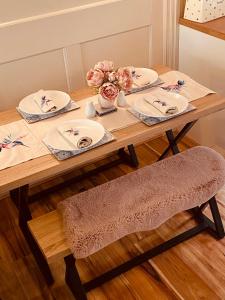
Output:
[[1, 65, 225, 285]]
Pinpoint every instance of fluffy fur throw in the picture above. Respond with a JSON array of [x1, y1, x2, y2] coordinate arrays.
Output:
[[58, 146, 225, 258]]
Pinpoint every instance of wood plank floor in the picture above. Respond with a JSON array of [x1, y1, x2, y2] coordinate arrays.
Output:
[[0, 136, 225, 300]]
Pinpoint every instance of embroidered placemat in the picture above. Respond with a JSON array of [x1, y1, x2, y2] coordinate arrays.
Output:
[[17, 100, 80, 123], [0, 120, 49, 171], [128, 103, 196, 126], [159, 71, 215, 101], [43, 130, 115, 160]]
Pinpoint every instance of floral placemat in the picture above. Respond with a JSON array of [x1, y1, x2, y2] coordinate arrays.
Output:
[[128, 103, 196, 126], [0, 120, 49, 171], [159, 71, 215, 101], [17, 100, 80, 123], [43, 130, 115, 161]]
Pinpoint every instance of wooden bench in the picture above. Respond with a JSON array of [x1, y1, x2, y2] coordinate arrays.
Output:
[[28, 146, 225, 300]]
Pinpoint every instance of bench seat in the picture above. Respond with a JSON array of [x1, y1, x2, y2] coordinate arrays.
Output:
[[54, 146, 225, 259]]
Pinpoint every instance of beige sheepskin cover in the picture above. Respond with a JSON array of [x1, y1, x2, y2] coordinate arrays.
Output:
[[58, 146, 225, 258]]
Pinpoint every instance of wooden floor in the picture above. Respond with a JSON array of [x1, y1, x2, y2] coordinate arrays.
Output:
[[0, 136, 225, 300]]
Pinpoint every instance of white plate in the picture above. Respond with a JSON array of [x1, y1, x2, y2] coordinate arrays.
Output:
[[133, 91, 189, 119], [19, 90, 71, 115], [131, 68, 158, 88], [44, 119, 105, 151]]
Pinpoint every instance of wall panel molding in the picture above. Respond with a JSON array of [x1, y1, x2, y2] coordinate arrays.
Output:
[[163, 0, 179, 69], [0, 0, 177, 109], [0, 0, 152, 64]]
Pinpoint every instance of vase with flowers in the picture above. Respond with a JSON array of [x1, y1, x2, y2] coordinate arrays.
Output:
[[86, 60, 133, 109]]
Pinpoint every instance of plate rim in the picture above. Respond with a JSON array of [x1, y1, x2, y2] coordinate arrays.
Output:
[[19, 90, 71, 116], [131, 67, 159, 88]]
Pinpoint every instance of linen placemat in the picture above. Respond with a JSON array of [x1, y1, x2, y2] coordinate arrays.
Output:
[[0, 120, 49, 171], [43, 130, 115, 160], [160, 71, 215, 101], [17, 100, 80, 123]]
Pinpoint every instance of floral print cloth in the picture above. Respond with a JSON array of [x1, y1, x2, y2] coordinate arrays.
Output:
[[160, 71, 215, 101], [0, 120, 49, 170]]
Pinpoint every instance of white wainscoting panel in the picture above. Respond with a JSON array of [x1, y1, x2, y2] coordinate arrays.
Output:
[[1, 0, 99, 23], [0, 50, 68, 110], [0, 0, 153, 64], [81, 27, 151, 73], [0, 0, 168, 110]]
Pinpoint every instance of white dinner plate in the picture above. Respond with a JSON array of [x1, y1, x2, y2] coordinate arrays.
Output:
[[131, 68, 158, 89], [133, 90, 189, 119], [44, 119, 105, 151], [19, 90, 71, 115]]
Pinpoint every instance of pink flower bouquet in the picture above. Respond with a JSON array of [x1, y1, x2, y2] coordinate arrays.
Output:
[[86, 60, 133, 108]]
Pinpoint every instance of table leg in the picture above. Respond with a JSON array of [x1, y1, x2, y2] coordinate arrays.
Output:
[[165, 130, 180, 155], [158, 121, 197, 160], [128, 144, 139, 167], [118, 144, 139, 168], [10, 189, 20, 208], [12, 185, 54, 285]]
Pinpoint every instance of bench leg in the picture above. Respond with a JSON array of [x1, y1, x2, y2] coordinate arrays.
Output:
[[64, 255, 87, 300], [12, 185, 54, 286], [191, 196, 225, 240], [63, 197, 224, 298], [64, 222, 208, 297], [209, 196, 225, 239]]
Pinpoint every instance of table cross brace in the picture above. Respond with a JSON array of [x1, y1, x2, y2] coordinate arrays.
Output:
[[158, 121, 197, 160]]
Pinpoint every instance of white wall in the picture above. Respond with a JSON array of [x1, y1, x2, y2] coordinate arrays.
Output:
[[0, 0, 100, 23], [179, 25, 225, 148], [0, 0, 165, 111]]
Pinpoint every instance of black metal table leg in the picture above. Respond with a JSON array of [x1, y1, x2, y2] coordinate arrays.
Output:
[[165, 130, 180, 155], [128, 144, 139, 167], [13, 185, 54, 285], [10, 188, 20, 208], [118, 144, 139, 168], [158, 121, 197, 160]]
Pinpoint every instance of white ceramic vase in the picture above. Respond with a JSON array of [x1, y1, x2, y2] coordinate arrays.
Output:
[[98, 94, 115, 109]]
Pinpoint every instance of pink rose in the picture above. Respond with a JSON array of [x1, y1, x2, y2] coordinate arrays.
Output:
[[108, 71, 117, 82], [86, 68, 104, 87], [116, 67, 133, 91], [94, 60, 114, 72], [99, 82, 119, 101]]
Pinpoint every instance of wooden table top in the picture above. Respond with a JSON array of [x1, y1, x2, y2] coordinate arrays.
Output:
[[0, 65, 225, 194]]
